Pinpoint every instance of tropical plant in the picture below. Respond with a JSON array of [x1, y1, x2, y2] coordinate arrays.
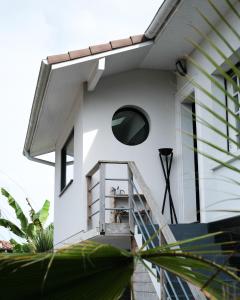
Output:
[[0, 188, 53, 253], [0, 235, 239, 300], [1, 1, 240, 300], [184, 0, 240, 179]]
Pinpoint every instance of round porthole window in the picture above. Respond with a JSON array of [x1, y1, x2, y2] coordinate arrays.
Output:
[[111, 107, 149, 146]]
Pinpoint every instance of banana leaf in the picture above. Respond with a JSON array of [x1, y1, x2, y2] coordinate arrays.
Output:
[[0, 218, 25, 238], [1, 188, 28, 233], [35, 200, 50, 226]]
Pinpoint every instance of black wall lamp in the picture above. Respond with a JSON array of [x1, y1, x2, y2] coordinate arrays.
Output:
[[176, 58, 187, 76]]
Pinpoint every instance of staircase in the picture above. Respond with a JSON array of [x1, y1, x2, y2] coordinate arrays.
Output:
[[170, 223, 240, 299], [134, 221, 240, 299], [132, 258, 159, 300], [86, 160, 240, 299], [133, 217, 194, 299]]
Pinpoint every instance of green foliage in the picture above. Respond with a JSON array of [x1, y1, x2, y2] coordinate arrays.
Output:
[[0, 1, 239, 299], [185, 0, 240, 180], [0, 189, 53, 253], [1, 188, 28, 233], [32, 223, 53, 253], [0, 218, 25, 238], [10, 238, 34, 253], [0, 237, 239, 300], [35, 200, 50, 226]]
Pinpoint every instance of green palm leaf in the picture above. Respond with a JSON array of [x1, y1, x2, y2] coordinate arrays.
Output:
[[0, 241, 133, 300], [1, 188, 28, 233], [0, 239, 239, 299]]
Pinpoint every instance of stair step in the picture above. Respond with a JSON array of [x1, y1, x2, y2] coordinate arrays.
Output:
[[135, 219, 240, 299], [133, 291, 159, 300]]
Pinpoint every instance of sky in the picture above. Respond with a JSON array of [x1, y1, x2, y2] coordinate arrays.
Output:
[[0, 0, 162, 240]]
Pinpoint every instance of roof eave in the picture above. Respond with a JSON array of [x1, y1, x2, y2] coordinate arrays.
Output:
[[23, 41, 153, 159], [145, 0, 182, 39], [23, 60, 51, 157]]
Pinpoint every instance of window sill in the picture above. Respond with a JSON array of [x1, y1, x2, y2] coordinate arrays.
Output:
[[59, 179, 73, 197], [211, 149, 240, 171]]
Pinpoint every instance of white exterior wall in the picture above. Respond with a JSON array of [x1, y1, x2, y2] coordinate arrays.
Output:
[[83, 70, 175, 213], [54, 86, 84, 246], [83, 69, 177, 224], [54, 69, 177, 245], [176, 3, 240, 223], [53, 4, 240, 245]]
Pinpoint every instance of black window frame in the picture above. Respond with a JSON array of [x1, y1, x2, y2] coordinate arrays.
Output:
[[111, 106, 150, 146], [225, 63, 240, 152], [60, 129, 74, 193]]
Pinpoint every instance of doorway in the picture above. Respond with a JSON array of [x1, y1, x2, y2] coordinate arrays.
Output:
[[181, 93, 200, 223]]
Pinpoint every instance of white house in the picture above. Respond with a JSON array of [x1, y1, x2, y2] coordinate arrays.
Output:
[[23, 0, 240, 299]]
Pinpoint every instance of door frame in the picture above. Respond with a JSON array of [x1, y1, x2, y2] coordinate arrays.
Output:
[[175, 82, 201, 223]]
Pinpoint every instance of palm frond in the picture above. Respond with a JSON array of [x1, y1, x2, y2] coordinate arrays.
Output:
[[0, 239, 239, 299], [208, 0, 240, 41], [196, 7, 240, 62], [0, 241, 133, 300], [141, 249, 239, 300]]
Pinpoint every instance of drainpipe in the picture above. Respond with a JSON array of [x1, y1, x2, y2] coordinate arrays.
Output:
[[23, 150, 55, 167], [145, 0, 182, 39]]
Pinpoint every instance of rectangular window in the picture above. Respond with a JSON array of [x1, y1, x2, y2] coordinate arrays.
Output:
[[226, 66, 240, 152], [61, 129, 74, 192]]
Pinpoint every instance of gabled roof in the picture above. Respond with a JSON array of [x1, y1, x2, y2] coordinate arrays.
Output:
[[47, 34, 149, 65], [23, 0, 233, 161]]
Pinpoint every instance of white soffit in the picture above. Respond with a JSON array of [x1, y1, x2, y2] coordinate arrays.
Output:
[[30, 59, 95, 156], [141, 0, 231, 70], [88, 58, 105, 91], [30, 42, 153, 156]]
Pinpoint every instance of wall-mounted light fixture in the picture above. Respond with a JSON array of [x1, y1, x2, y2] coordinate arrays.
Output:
[[176, 58, 187, 76]]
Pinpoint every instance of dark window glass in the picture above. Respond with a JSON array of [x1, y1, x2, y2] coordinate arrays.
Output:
[[61, 130, 74, 191], [112, 107, 149, 146], [226, 65, 240, 152]]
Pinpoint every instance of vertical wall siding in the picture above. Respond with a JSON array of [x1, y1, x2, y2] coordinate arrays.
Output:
[[176, 2, 240, 223]]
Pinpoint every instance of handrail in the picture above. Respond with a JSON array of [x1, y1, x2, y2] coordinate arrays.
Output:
[[128, 161, 176, 244], [86, 160, 206, 300], [127, 161, 206, 300], [86, 160, 128, 177]]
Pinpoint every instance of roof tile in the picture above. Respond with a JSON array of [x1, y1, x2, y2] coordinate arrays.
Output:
[[89, 42, 112, 54], [69, 48, 91, 60], [130, 34, 146, 44], [110, 37, 133, 49], [47, 53, 70, 64], [46, 34, 149, 65]]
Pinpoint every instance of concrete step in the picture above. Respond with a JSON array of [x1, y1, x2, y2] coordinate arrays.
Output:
[[133, 291, 159, 300], [132, 248, 160, 300]]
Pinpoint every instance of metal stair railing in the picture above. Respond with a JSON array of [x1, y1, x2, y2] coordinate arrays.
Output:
[[86, 161, 206, 300], [129, 173, 190, 300], [128, 161, 206, 300]]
